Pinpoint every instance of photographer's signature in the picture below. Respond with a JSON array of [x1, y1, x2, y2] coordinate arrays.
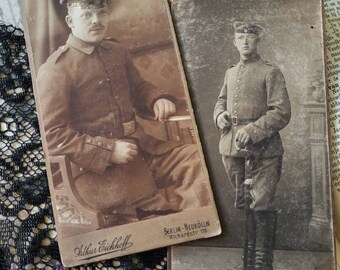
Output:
[[74, 234, 133, 259]]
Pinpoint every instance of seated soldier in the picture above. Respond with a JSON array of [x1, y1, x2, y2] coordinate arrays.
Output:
[[37, 0, 209, 226]]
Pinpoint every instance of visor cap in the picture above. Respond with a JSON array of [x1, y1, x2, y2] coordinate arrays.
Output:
[[233, 22, 263, 36]]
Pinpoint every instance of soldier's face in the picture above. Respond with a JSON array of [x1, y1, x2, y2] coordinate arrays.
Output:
[[233, 33, 259, 59], [66, 6, 109, 44]]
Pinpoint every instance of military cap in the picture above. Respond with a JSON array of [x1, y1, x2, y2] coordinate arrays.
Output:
[[233, 22, 263, 36], [60, 0, 109, 8]]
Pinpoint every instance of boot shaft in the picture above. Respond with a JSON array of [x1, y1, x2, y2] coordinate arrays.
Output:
[[243, 210, 256, 269], [254, 211, 277, 270]]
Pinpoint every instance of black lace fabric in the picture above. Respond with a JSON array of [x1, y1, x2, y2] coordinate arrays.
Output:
[[0, 24, 167, 270]]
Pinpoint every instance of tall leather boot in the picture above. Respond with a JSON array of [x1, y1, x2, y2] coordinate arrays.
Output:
[[234, 210, 256, 270], [243, 210, 256, 270], [254, 211, 277, 270]]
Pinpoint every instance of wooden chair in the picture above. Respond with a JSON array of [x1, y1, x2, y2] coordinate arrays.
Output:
[[50, 155, 105, 235]]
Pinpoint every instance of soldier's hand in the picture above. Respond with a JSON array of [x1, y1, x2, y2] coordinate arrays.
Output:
[[110, 140, 138, 164], [235, 128, 251, 146], [153, 98, 176, 122], [217, 111, 231, 130]]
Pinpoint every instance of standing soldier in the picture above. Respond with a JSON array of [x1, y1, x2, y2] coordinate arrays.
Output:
[[213, 22, 291, 270]]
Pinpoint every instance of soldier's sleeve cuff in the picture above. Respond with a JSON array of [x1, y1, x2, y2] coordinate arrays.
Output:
[[85, 136, 115, 151], [83, 136, 115, 174]]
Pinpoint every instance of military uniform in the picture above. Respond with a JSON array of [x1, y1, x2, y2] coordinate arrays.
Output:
[[214, 22, 291, 270], [213, 54, 291, 211], [37, 34, 208, 224]]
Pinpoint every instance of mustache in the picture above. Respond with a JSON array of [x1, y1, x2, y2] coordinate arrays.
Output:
[[89, 25, 105, 31]]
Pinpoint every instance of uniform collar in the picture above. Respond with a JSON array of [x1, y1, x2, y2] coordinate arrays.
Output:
[[239, 54, 261, 65], [66, 34, 112, 54]]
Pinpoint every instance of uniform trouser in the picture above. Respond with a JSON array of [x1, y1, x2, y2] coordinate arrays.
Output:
[[222, 155, 282, 211], [111, 144, 210, 222]]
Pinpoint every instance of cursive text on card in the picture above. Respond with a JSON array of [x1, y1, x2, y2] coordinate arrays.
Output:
[[74, 234, 133, 259]]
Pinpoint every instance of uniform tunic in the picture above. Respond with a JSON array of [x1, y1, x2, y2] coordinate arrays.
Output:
[[213, 55, 291, 211], [37, 34, 208, 216]]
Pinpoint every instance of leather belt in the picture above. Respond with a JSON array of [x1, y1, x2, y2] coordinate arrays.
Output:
[[229, 116, 257, 126], [122, 120, 136, 136]]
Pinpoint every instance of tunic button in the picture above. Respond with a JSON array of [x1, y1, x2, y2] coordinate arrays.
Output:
[[235, 94, 239, 98], [240, 65, 244, 69], [233, 111, 237, 114], [107, 78, 111, 82], [98, 142, 103, 146], [239, 72, 242, 75], [80, 167, 83, 172], [115, 95, 119, 99], [234, 102, 237, 106], [236, 87, 239, 90], [98, 80, 103, 85], [237, 79, 240, 82]]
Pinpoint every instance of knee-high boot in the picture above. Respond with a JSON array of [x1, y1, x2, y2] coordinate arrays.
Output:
[[254, 211, 277, 270], [242, 210, 256, 270]]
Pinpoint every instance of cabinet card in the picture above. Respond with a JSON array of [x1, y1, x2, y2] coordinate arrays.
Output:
[[21, 0, 221, 266], [169, 0, 334, 269]]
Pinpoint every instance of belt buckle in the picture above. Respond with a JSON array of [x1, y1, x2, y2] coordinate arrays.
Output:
[[123, 120, 136, 136], [231, 116, 238, 126]]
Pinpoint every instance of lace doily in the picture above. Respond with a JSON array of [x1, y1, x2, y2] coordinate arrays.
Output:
[[0, 24, 167, 270]]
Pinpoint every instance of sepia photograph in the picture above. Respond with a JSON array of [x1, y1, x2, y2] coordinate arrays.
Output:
[[22, 0, 221, 267], [170, 0, 334, 269]]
